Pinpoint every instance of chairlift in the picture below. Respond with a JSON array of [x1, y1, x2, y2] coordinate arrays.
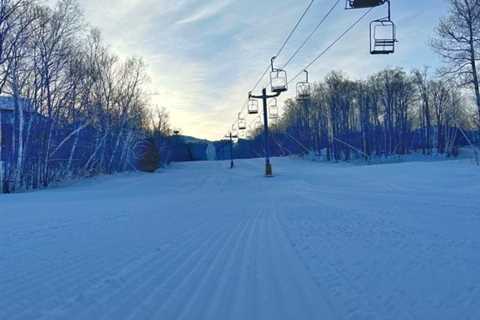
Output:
[[269, 98, 279, 120], [255, 114, 263, 128], [345, 0, 386, 9], [270, 56, 288, 94], [345, 0, 396, 55], [370, 18, 396, 55], [238, 112, 245, 121], [230, 131, 239, 139], [238, 119, 247, 130], [296, 70, 311, 101], [232, 124, 238, 136], [248, 98, 259, 115]]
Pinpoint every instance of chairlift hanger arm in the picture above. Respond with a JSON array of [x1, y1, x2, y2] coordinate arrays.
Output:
[[387, 0, 391, 20]]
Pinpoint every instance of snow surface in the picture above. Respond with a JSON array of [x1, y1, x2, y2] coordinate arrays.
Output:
[[1, 158, 480, 320]]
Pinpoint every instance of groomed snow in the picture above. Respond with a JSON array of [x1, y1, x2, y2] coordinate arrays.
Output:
[[1, 158, 480, 320]]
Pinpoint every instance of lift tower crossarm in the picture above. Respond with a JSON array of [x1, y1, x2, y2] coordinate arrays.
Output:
[[249, 91, 281, 100]]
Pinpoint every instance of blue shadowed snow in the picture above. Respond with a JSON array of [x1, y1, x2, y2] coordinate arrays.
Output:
[[1, 158, 479, 319]]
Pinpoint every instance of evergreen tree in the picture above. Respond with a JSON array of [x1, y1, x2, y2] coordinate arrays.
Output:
[[138, 139, 160, 173]]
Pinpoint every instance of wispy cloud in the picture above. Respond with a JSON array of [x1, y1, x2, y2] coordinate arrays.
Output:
[[72, 0, 450, 140], [176, 0, 233, 25]]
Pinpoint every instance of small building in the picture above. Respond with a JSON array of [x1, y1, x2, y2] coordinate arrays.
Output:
[[0, 96, 34, 192], [0, 95, 34, 156], [0, 95, 33, 128]]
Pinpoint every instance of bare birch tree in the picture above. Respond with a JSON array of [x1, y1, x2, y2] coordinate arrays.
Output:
[[432, 0, 480, 125]]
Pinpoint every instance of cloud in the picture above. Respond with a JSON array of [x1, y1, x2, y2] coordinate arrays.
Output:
[[67, 0, 450, 140], [176, 0, 233, 25]]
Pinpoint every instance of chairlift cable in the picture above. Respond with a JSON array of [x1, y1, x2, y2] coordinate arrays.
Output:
[[251, 65, 272, 94], [289, 7, 374, 85], [231, 0, 317, 127], [244, 0, 315, 103], [275, 0, 316, 58], [284, 130, 312, 154], [282, 0, 341, 69], [271, 133, 293, 156]]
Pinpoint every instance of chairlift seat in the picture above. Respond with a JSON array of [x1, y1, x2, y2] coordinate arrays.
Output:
[[248, 99, 259, 114], [238, 120, 247, 130], [296, 82, 312, 101], [371, 39, 395, 54], [371, 50, 394, 55], [296, 94, 311, 101], [268, 98, 279, 120], [272, 86, 288, 94], [270, 69, 288, 93], [269, 106, 279, 120]]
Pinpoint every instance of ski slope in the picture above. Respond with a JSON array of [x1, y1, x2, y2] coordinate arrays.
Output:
[[1, 158, 480, 320]]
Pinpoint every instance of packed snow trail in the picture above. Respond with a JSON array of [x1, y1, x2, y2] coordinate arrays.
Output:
[[1, 158, 480, 320]]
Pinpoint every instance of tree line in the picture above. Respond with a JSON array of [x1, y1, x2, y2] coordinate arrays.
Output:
[[0, 0, 170, 193], [268, 68, 473, 161], [244, 0, 480, 161]]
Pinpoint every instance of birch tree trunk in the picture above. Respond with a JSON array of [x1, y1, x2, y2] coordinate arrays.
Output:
[[66, 129, 80, 176], [13, 84, 24, 191]]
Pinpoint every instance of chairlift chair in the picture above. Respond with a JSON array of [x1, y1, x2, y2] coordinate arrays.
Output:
[[238, 112, 245, 121], [270, 56, 288, 94], [345, 0, 386, 9], [370, 18, 396, 54], [255, 114, 263, 128], [269, 98, 279, 120], [345, 0, 396, 55], [270, 107, 279, 120], [226, 132, 238, 139], [296, 70, 312, 101], [238, 119, 247, 130], [255, 119, 262, 128], [231, 131, 239, 140], [248, 98, 259, 115], [249, 122, 260, 133], [232, 124, 238, 136]]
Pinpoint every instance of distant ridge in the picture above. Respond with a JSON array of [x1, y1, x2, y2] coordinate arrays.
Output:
[[174, 135, 212, 144]]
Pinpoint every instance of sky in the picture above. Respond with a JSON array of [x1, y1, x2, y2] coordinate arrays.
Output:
[[61, 0, 451, 140]]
